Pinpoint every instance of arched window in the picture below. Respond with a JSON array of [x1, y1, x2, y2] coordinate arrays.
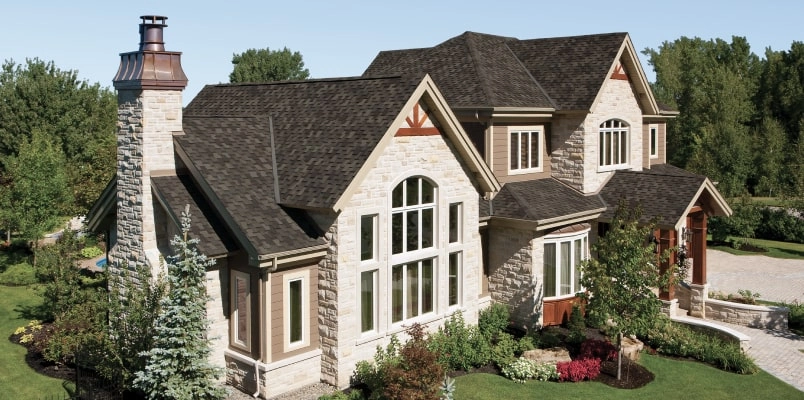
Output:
[[390, 177, 437, 323], [599, 119, 629, 168]]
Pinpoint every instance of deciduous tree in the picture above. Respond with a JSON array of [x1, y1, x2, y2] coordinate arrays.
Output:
[[229, 47, 310, 83]]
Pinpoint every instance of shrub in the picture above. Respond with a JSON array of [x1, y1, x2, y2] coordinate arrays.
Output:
[[556, 358, 601, 382], [578, 339, 618, 361], [428, 312, 491, 371], [353, 335, 401, 400], [537, 327, 563, 349], [0, 262, 37, 286], [783, 300, 803, 335], [79, 245, 103, 259], [319, 390, 363, 400], [708, 197, 761, 243], [383, 324, 443, 400], [756, 207, 804, 244], [640, 317, 758, 374], [500, 358, 558, 383], [478, 303, 510, 339], [565, 304, 586, 345]]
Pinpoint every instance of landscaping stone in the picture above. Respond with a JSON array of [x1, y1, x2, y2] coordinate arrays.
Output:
[[621, 336, 644, 361], [522, 347, 572, 364]]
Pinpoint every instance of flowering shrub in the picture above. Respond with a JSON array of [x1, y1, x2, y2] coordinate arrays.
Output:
[[14, 320, 43, 344], [500, 357, 558, 383], [578, 338, 618, 361], [556, 358, 601, 382]]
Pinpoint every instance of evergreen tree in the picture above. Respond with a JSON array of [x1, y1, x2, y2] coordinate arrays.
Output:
[[134, 207, 227, 400]]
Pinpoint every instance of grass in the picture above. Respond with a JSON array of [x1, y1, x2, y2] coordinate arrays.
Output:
[[708, 236, 804, 260], [454, 353, 804, 400], [748, 197, 786, 207], [0, 284, 73, 398]]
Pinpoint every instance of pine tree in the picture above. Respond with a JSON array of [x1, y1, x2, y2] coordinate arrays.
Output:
[[134, 206, 227, 400]]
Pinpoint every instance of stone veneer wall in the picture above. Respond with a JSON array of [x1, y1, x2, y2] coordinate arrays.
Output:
[[705, 299, 789, 330], [582, 77, 644, 194], [550, 115, 586, 191], [319, 222, 339, 386], [111, 89, 183, 276], [488, 226, 539, 331], [329, 133, 484, 387]]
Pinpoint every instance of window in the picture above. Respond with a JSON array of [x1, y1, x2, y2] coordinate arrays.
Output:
[[360, 270, 378, 333], [392, 259, 435, 322], [361, 214, 378, 261], [231, 270, 250, 350], [448, 252, 461, 307], [543, 232, 588, 298], [509, 128, 542, 172], [649, 125, 658, 158], [392, 177, 435, 255], [599, 119, 629, 168], [283, 270, 309, 350], [448, 203, 462, 244]]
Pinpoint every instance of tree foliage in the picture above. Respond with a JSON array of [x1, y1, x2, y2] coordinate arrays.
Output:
[[580, 204, 680, 338], [0, 58, 116, 214], [2, 130, 72, 262], [134, 208, 227, 400], [229, 47, 310, 83]]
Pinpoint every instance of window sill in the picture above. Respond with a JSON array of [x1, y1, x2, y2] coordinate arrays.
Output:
[[597, 164, 630, 173], [508, 167, 544, 175], [544, 293, 583, 302]]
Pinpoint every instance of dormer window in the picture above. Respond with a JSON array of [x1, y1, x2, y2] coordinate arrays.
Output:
[[599, 119, 629, 169]]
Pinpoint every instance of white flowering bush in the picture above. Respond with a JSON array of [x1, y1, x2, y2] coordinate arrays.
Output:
[[501, 357, 559, 383]]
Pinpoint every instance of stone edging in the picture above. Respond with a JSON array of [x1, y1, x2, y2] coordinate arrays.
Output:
[[705, 299, 789, 331]]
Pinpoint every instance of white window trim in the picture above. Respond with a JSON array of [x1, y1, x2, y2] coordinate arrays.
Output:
[[389, 177, 439, 267], [358, 268, 379, 336], [448, 251, 462, 309], [598, 119, 630, 171], [649, 124, 659, 159], [230, 270, 251, 351], [283, 270, 309, 352], [390, 258, 437, 326], [543, 229, 589, 300], [448, 202, 463, 245], [508, 126, 544, 174]]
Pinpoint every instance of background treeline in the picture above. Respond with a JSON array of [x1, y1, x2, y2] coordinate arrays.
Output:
[[645, 37, 804, 200]]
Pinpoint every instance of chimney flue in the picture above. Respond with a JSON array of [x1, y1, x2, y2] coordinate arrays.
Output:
[[139, 15, 167, 51]]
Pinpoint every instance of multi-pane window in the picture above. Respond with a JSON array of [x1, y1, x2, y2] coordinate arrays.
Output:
[[392, 259, 435, 322], [360, 270, 378, 333], [649, 125, 658, 158], [361, 214, 377, 261], [543, 232, 588, 298], [509, 129, 542, 172], [392, 177, 435, 254], [231, 270, 250, 350], [599, 119, 629, 167]]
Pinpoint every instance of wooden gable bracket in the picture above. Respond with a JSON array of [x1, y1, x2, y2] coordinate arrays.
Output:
[[396, 102, 441, 136], [611, 64, 628, 80]]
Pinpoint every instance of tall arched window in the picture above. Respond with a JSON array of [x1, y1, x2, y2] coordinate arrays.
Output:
[[599, 119, 629, 168], [390, 177, 436, 323]]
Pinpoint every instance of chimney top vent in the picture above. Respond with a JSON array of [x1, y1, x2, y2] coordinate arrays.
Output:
[[139, 15, 168, 51], [113, 15, 187, 90]]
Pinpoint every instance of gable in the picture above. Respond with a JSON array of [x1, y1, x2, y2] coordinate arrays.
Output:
[[591, 37, 660, 115]]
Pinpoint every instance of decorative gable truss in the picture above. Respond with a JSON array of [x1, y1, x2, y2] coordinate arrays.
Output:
[[610, 62, 628, 80], [397, 103, 441, 136]]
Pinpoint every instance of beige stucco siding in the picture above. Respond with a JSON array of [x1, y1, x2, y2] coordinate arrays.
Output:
[[270, 265, 320, 361], [491, 123, 551, 183]]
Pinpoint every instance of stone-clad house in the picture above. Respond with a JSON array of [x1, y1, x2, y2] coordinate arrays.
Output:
[[88, 16, 730, 398]]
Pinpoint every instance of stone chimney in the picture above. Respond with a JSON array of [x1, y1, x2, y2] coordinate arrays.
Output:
[[111, 15, 187, 274]]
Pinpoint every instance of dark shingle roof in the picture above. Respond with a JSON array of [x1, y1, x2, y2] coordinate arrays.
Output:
[[364, 32, 555, 109], [177, 76, 422, 255], [488, 178, 606, 223], [364, 31, 628, 111], [599, 164, 706, 227], [151, 174, 237, 257]]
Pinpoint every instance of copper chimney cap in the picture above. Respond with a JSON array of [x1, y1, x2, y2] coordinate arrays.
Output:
[[114, 15, 188, 90], [139, 15, 168, 51]]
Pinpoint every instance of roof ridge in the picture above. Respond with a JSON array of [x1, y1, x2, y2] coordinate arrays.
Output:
[[206, 75, 404, 89], [463, 33, 497, 106], [503, 41, 559, 110]]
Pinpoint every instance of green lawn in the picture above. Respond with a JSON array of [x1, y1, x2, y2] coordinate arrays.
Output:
[[709, 237, 804, 260], [0, 284, 73, 398], [455, 353, 804, 400]]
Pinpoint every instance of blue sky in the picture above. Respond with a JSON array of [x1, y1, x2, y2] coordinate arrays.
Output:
[[5, 1, 801, 104]]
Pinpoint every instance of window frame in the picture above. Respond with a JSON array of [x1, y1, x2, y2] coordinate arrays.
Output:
[[649, 124, 659, 159], [391, 258, 436, 324], [230, 270, 251, 351], [508, 126, 544, 174], [283, 270, 310, 352], [448, 251, 462, 308], [390, 177, 438, 265], [360, 214, 379, 263], [543, 230, 589, 300], [359, 269, 379, 334], [598, 119, 630, 170]]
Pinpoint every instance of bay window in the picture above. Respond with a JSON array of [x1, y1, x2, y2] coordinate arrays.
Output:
[[543, 231, 588, 298]]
